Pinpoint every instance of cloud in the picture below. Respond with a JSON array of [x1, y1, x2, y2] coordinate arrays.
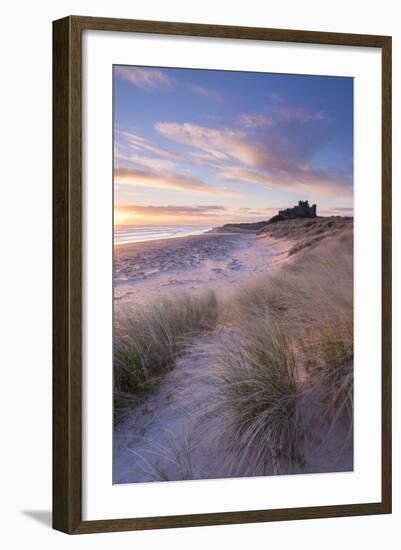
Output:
[[240, 113, 273, 128], [117, 204, 226, 216], [155, 119, 351, 198], [127, 154, 177, 172], [115, 66, 225, 102], [115, 204, 283, 224], [218, 166, 272, 187], [320, 206, 354, 216], [114, 66, 174, 90], [236, 206, 278, 216], [220, 163, 351, 198], [187, 150, 227, 169], [330, 206, 354, 212], [189, 84, 224, 102], [115, 131, 181, 174], [155, 122, 264, 166], [114, 144, 128, 162], [114, 167, 245, 197], [117, 91, 349, 202], [118, 130, 181, 160], [277, 107, 328, 123], [269, 91, 285, 103]]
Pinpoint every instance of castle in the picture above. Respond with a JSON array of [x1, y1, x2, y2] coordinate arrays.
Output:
[[222, 200, 318, 232], [278, 200, 317, 219]]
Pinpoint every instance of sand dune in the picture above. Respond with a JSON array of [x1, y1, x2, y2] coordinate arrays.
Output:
[[113, 220, 353, 484]]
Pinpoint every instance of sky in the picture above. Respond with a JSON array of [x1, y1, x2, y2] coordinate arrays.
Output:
[[114, 65, 353, 226]]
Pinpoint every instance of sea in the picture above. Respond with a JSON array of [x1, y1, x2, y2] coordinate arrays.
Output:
[[114, 225, 214, 245]]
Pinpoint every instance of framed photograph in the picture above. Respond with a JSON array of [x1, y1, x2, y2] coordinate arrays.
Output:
[[53, 16, 392, 534]]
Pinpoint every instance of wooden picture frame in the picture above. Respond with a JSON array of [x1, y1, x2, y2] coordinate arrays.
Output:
[[53, 15, 392, 534]]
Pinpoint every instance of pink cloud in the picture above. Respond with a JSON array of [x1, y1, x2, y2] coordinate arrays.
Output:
[[155, 122, 265, 166], [127, 154, 177, 172], [240, 113, 273, 128], [114, 66, 174, 90], [117, 204, 226, 216], [114, 167, 245, 197], [115, 67, 225, 103], [154, 120, 350, 198], [218, 167, 272, 187], [277, 107, 328, 123], [218, 164, 349, 197], [319, 206, 354, 216], [118, 130, 182, 161]]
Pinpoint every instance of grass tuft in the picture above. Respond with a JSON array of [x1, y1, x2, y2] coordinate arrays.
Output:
[[259, 216, 353, 256], [301, 320, 353, 424], [114, 290, 217, 421], [207, 319, 305, 475], [207, 228, 353, 472]]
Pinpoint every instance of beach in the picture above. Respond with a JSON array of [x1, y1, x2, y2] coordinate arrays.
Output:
[[113, 229, 294, 483], [114, 230, 291, 310], [113, 219, 354, 484]]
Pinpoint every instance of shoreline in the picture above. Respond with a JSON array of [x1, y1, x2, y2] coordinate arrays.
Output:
[[114, 229, 242, 251], [113, 223, 263, 248], [114, 227, 216, 247]]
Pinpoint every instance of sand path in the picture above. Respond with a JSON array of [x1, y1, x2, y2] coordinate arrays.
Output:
[[114, 330, 235, 483]]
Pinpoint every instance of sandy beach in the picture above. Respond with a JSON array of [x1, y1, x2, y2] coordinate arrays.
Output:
[[113, 220, 353, 484], [113, 230, 295, 483], [114, 230, 291, 310]]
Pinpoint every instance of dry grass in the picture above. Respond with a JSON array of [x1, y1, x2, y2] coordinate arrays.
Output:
[[114, 290, 218, 421], [259, 216, 353, 256], [206, 320, 305, 475], [301, 320, 353, 423], [126, 429, 197, 482], [207, 225, 353, 472], [238, 228, 352, 329]]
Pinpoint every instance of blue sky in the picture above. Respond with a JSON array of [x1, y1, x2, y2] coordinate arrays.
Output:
[[114, 65, 353, 225]]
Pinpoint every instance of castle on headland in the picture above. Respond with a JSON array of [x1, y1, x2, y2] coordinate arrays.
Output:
[[279, 200, 317, 219], [221, 200, 318, 232]]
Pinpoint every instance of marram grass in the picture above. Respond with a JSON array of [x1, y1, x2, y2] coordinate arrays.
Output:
[[114, 290, 217, 421]]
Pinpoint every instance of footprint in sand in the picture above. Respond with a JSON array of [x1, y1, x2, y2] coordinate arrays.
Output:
[[227, 258, 243, 271]]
